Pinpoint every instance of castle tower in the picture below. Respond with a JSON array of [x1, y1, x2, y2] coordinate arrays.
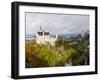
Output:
[[40, 26, 42, 32]]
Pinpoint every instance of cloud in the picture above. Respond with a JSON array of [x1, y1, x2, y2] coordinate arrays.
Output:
[[26, 12, 89, 35]]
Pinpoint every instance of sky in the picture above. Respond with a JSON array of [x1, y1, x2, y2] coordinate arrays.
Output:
[[25, 12, 89, 35]]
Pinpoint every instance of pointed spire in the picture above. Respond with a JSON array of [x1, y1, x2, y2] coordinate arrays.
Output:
[[40, 26, 42, 31]]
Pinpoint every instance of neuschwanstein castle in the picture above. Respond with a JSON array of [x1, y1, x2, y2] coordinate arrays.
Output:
[[36, 27, 58, 46]]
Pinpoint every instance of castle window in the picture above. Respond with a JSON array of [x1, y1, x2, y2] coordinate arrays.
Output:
[[38, 32, 43, 36]]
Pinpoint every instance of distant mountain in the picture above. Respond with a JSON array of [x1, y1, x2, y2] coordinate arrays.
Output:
[[58, 33, 78, 39], [26, 34, 36, 41], [57, 31, 89, 40]]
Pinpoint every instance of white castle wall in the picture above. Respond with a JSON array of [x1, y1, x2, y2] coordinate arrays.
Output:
[[36, 32, 58, 46]]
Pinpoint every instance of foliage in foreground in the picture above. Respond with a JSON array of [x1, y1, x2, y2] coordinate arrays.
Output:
[[26, 40, 75, 68], [25, 32, 89, 68]]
